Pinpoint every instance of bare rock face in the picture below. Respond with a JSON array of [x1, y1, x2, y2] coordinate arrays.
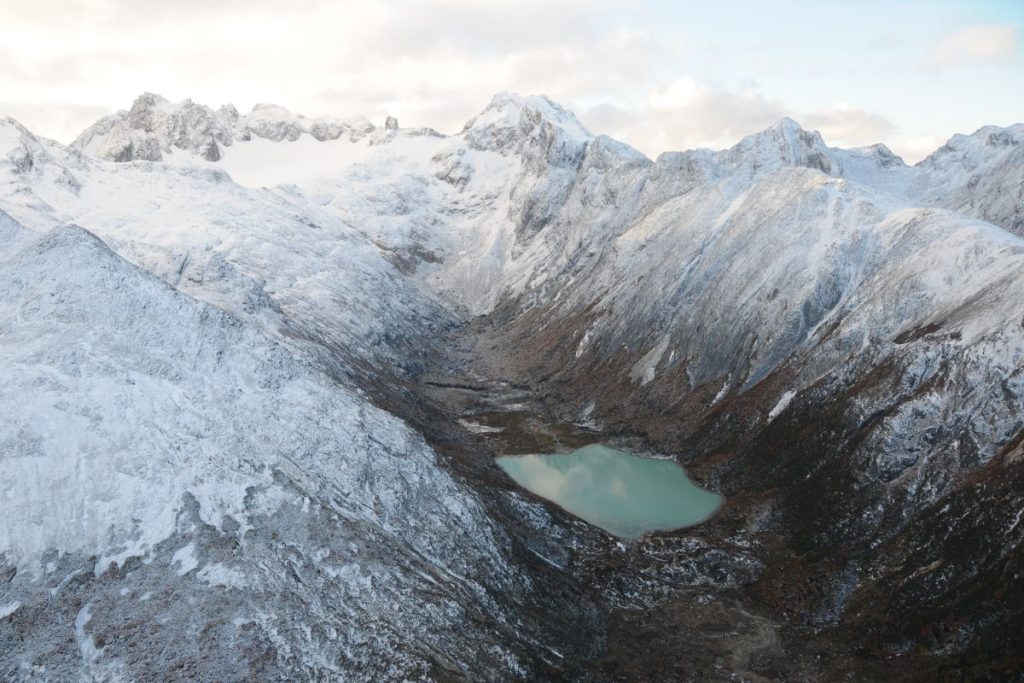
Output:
[[309, 116, 375, 141]]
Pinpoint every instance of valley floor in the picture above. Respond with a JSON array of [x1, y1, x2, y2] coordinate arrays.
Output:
[[395, 318, 1024, 682]]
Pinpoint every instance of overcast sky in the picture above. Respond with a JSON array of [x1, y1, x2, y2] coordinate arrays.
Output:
[[1, 0, 1020, 163]]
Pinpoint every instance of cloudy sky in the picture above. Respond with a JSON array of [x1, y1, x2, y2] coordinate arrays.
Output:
[[1, 0, 1020, 163]]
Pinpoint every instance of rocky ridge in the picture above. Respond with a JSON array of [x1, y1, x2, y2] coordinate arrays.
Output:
[[72, 93, 379, 162]]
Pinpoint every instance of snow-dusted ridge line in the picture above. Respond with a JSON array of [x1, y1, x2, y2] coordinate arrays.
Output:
[[72, 91, 380, 163], [0, 111, 451, 375], [66, 89, 1022, 170], [65, 91, 1024, 237]]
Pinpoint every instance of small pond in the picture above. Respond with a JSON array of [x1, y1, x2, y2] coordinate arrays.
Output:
[[497, 444, 722, 539]]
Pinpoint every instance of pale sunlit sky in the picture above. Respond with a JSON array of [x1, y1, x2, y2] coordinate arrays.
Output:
[[1, 0, 1020, 162]]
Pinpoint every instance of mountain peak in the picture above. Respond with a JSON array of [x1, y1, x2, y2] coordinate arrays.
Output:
[[251, 102, 287, 112], [130, 91, 170, 109], [859, 142, 905, 167], [462, 92, 591, 166], [466, 92, 591, 139], [725, 118, 836, 176], [760, 117, 822, 144], [919, 122, 1024, 174], [768, 116, 804, 134], [0, 115, 36, 141]]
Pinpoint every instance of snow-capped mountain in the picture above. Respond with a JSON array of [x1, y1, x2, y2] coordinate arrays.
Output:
[[0, 113, 449, 383], [73, 92, 378, 162], [2, 91, 1022, 679], [921, 124, 1024, 234]]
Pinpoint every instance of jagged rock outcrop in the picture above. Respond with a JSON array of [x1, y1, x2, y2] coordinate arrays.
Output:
[[73, 93, 377, 162], [462, 92, 592, 167]]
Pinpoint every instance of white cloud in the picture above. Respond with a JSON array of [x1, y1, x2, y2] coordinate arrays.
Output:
[[0, 101, 110, 144], [647, 77, 706, 110], [802, 103, 898, 148], [0, 0, 656, 140], [926, 24, 1019, 67], [0, 0, 988, 166], [889, 135, 946, 166], [577, 80, 919, 164], [579, 78, 790, 156]]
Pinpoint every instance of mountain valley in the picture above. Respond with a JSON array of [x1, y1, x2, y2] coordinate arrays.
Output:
[[1, 92, 1022, 681]]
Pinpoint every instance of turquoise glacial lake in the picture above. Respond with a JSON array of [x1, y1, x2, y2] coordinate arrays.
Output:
[[497, 444, 722, 539]]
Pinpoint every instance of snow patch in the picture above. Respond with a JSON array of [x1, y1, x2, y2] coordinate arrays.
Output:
[[197, 562, 249, 588], [171, 543, 199, 576], [74, 604, 104, 665], [711, 379, 731, 406], [768, 390, 797, 422], [629, 335, 671, 386], [0, 601, 20, 619], [457, 419, 504, 434], [210, 134, 444, 188], [575, 330, 593, 359]]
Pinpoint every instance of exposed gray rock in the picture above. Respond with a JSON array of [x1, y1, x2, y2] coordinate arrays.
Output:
[[73, 93, 377, 162]]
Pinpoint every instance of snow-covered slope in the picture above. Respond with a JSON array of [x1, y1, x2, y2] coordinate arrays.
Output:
[[0, 225, 529, 679], [65, 91, 1024, 318], [443, 109, 1024, 543], [0, 207, 28, 257]]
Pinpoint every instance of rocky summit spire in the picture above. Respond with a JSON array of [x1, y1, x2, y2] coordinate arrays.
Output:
[[461, 92, 592, 168], [724, 117, 837, 176]]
